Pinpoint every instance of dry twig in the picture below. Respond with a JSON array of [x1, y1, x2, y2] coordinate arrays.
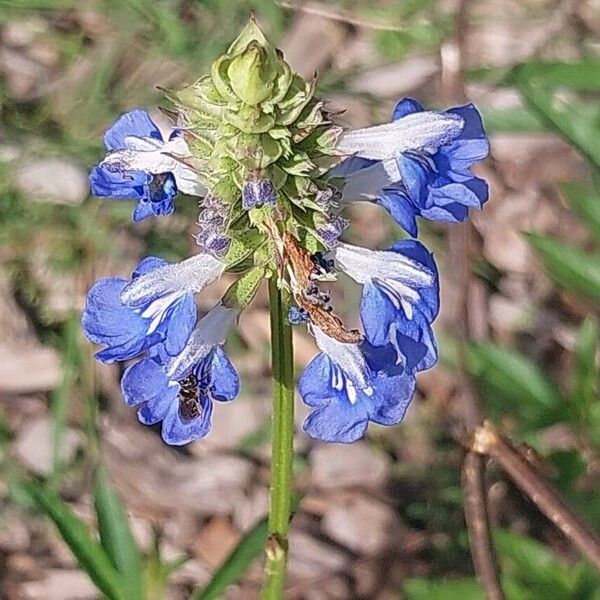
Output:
[[443, 1, 504, 597], [471, 422, 600, 572], [277, 1, 404, 32], [462, 451, 505, 600]]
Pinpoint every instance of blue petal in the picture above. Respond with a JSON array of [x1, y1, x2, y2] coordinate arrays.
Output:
[[163, 296, 197, 357], [389, 239, 440, 319], [121, 358, 178, 418], [299, 354, 371, 442], [377, 190, 419, 236], [430, 182, 484, 209], [360, 280, 398, 347], [394, 312, 438, 372], [465, 176, 489, 204], [161, 394, 213, 445], [444, 139, 490, 175], [397, 154, 430, 207], [299, 346, 419, 442], [392, 97, 425, 120], [370, 369, 416, 426], [132, 201, 154, 222], [104, 109, 163, 151], [89, 165, 149, 201], [329, 156, 377, 178], [298, 353, 335, 408], [81, 278, 155, 363], [420, 202, 468, 223], [133, 256, 169, 278], [201, 347, 240, 402], [447, 103, 487, 143], [303, 400, 369, 443]]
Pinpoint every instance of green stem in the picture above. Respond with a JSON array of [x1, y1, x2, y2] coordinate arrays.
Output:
[[261, 277, 295, 599]]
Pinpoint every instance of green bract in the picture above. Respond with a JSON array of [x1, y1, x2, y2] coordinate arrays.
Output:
[[164, 17, 342, 271]]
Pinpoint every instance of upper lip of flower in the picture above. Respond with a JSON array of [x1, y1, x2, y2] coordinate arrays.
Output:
[[120, 252, 225, 306], [335, 111, 464, 161], [165, 304, 238, 380], [334, 242, 434, 289]]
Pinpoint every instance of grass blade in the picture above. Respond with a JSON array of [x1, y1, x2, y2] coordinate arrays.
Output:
[[526, 232, 600, 301], [50, 314, 79, 486], [572, 318, 599, 420], [561, 183, 600, 244], [466, 341, 560, 411], [192, 516, 268, 600], [94, 466, 144, 600], [23, 479, 125, 600], [516, 81, 600, 172]]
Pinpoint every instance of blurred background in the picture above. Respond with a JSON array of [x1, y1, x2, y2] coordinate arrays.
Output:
[[1, 0, 600, 598]]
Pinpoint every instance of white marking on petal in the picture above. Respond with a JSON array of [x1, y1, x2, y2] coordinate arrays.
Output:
[[121, 253, 224, 306], [389, 322, 404, 366], [140, 291, 182, 334], [346, 379, 357, 404], [334, 243, 432, 288], [336, 111, 464, 161], [313, 326, 372, 401], [375, 278, 420, 315], [123, 136, 164, 151], [167, 303, 238, 380], [400, 297, 414, 320], [101, 136, 206, 197]]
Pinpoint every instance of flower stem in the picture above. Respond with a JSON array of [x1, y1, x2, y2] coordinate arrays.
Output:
[[261, 277, 295, 599]]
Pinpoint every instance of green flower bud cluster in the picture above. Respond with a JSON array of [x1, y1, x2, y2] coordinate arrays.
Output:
[[165, 17, 343, 265]]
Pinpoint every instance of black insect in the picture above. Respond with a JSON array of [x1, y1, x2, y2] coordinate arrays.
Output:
[[178, 373, 202, 421]]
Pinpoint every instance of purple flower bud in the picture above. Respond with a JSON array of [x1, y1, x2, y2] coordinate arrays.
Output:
[[315, 186, 341, 209], [195, 227, 230, 258], [242, 179, 277, 209], [316, 215, 348, 248]]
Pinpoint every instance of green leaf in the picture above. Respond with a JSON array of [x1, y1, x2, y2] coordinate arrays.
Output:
[[94, 466, 144, 600], [515, 80, 600, 171], [50, 315, 79, 485], [494, 530, 573, 596], [561, 183, 600, 243], [404, 578, 485, 600], [573, 318, 598, 413], [511, 60, 600, 91], [526, 232, 600, 301], [466, 342, 560, 412], [469, 60, 600, 91], [479, 107, 545, 133], [192, 516, 268, 600], [22, 479, 125, 600]]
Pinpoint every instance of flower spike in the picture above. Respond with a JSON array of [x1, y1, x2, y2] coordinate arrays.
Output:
[[84, 21, 489, 448]]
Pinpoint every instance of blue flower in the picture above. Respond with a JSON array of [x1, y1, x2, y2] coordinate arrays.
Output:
[[333, 240, 439, 372], [82, 253, 225, 363], [336, 98, 489, 236], [299, 327, 416, 443], [90, 109, 204, 222], [82, 257, 195, 363], [120, 304, 240, 445]]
